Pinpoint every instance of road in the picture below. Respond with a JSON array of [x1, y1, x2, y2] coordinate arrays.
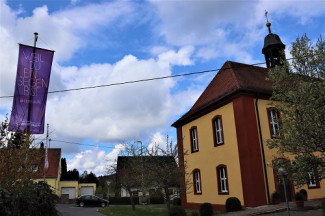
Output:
[[265, 209, 322, 216], [56, 204, 104, 216]]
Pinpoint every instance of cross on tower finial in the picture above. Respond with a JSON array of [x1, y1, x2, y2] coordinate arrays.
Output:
[[265, 10, 269, 22], [265, 10, 272, 34]]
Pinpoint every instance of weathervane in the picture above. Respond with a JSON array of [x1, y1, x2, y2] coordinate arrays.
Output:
[[265, 10, 272, 34]]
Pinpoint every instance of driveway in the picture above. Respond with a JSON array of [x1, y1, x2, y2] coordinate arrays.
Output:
[[56, 204, 104, 216]]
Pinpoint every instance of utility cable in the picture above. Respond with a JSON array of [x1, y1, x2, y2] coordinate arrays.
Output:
[[50, 139, 115, 149], [0, 58, 295, 99]]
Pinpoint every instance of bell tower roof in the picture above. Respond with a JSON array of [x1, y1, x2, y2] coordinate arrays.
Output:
[[262, 11, 286, 68], [262, 32, 285, 54]]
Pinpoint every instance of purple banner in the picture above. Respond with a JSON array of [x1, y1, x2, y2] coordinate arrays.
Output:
[[8, 44, 54, 134]]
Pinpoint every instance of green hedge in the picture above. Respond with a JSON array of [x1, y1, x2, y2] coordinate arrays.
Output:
[[109, 197, 139, 205], [0, 180, 59, 216], [150, 196, 165, 204]]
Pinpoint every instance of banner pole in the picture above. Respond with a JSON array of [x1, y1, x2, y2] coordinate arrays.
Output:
[[44, 123, 49, 181], [26, 32, 38, 133]]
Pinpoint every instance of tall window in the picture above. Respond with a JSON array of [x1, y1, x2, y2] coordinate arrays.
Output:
[[308, 172, 316, 187], [268, 108, 280, 138], [190, 127, 199, 152], [193, 169, 202, 194], [217, 165, 229, 194], [213, 116, 224, 146], [308, 170, 320, 188]]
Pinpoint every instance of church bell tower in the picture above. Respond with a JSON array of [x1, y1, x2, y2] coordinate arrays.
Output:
[[262, 12, 286, 68]]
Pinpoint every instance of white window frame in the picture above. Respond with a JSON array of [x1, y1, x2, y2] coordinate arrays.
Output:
[[308, 171, 317, 187], [219, 167, 228, 193], [194, 171, 201, 194], [269, 109, 280, 137], [191, 128, 198, 152], [214, 117, 223, 144], [31, 165, 39, 172]]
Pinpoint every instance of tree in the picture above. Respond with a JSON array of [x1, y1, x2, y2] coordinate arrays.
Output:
[[0, 117, 42, 191], [146, 135, 190, 216], [267, 34, 325, 186], [79, 171, 99, 185], [114, 143, 143, 211], [60, 158, 67, 180]]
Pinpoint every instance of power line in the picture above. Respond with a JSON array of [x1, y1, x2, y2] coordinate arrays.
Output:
[[0, 58, 296, 99], [50, 139, 115, 149]]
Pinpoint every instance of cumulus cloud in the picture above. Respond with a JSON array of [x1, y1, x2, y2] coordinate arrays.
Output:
[[46, 47, 193, 143], [150, 0, 324, 62], [67, 144, 125, 176]]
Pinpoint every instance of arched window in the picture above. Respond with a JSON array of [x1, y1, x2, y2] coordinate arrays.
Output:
[[190, 126, 199, 153], [267, 108, 280, 138], [217, 165, 229, 194], [193, 169, 202, 194], [212, 115, 224, 146]]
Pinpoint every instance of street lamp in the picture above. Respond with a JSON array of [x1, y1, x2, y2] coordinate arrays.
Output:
[[137, 141, 144, 197], [278, 167, 290, 216]]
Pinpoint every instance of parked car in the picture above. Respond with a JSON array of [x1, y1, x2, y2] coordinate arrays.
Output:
[[76, 195, 109, 207]]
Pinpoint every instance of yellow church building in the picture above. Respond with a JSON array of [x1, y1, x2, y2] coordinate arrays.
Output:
[[172, 24, 324, 210]]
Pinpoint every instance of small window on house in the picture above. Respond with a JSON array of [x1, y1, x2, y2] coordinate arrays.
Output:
[[308, 170, 320, 188], [193, 169, 202, 194], [268, 108, 280, 138], [31, 165, 39, 172], [217, 165, 229, 194], [212, 116, 224, 146], [190, 127, 199, 152]]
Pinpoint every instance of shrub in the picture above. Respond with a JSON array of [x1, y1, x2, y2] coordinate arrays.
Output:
[[299, 189, 307, 196], [294, 192, 304, 201], [226, 197, 242, 212], [0, 181, 59, 216], [169, 206, 186, 216], [200, 202, 213, 216], [299, 189, 307, 201], [190, 211, 199, 216], [271, 191, 280, 199], [109, 196, 139, 205], [173, 197, 181, 206], [150, 196, 165, 204]]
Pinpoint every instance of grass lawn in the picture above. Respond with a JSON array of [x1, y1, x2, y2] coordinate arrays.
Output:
[[98, 204, 223, 216], [98, 204, 167, 216]]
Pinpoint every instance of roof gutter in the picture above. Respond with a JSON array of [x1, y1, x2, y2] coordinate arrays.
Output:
[[255, 95, 270, 204]]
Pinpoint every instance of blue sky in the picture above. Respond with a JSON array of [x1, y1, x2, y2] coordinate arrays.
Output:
[[0, 0, 324, 176]]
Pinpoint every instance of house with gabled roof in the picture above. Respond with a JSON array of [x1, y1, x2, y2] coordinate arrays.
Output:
[[33, 146, 62, 196], [172, 23, 324, 211], [116, 156, 179, 199]]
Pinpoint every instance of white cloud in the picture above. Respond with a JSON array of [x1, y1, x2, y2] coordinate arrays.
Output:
[[46, 47, 193, 143], [67, 144, 125, 176], [150, 0, 324, 62]]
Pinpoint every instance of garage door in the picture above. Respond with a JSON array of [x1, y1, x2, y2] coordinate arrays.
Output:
[[61, 187, 76, 199], [80, 186, 94, 196]]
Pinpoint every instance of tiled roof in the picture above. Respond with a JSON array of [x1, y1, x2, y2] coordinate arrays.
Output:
[[172, 61, 272, 127], [117, 156, 177, 170], [39, 148, 61, 179]]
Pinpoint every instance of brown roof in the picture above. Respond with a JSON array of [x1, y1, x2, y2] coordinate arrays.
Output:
[[40, 148, 61, 179], [172, 61, 273, 127]]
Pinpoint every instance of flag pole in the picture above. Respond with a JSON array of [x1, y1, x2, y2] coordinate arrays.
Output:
[[44, 123, 49, 181], [27, 32, 38, 133]]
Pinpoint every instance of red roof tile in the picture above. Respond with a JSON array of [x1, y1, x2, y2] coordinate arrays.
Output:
[[38, 148, 61, 179], [172, 61, 272, 127]]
